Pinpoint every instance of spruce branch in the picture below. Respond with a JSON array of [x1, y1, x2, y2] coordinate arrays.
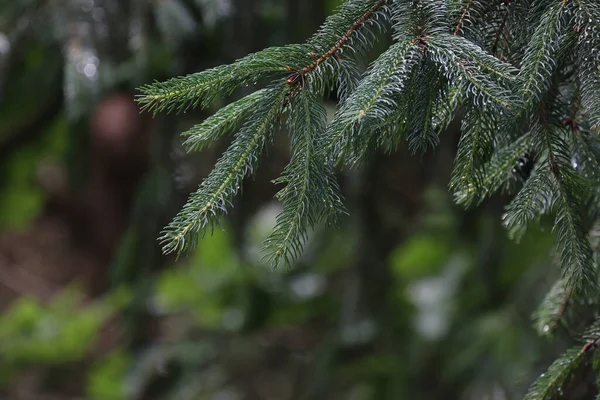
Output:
[[574, 6, 600, 133], [392, 0, 449, 38], [181, 89, 267, 152], [571, 129, 600, 188], [308, 0, 389, 51], [371, 63, 421, 153], [159, 84, 288, 255], [325, 38, 422, 164], [450, 110, 495, 206], [526, 325, 600, 400], [454, 0, 474, 36], [518, 2, 570, 105], [137, 45, 312, 114], [524, 346, 587, 400], [142, 0, 394, 263], [491, 8, 509, 55], [336, 57, 362, 104], [431, 83, 464, 133], [541, 120, 598, 294], [295, 0, 386, 79], [138, 0, 600, 297], [551, 166, 597, 294], [534, 278, 573, 336], [263, 90, 344, 267], [407, 60, 447, 154], [573, 0, 600, 32], [502, 162, 554, 241], [457, 132, 532, 205], [300, 0, 390, 96], [427, 33, 518, 110]]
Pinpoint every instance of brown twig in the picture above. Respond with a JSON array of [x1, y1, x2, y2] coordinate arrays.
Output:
[[491, 11, 509, 55], [291, 0, 386, 80], [550, 285, 574, 331], [562, 84, 582, 131], [454, 0, 474, 36], [546, 133, 560, 177], [581, 335, 600, 354], [539, 103, 561, 177]]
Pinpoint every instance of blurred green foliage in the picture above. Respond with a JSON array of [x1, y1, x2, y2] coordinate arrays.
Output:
[[0, 116, 68, 229], [0, 288, 113, 379], [87, 350, 131, 400]]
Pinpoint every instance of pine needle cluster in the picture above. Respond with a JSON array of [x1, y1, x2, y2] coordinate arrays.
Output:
[[138, 1, 600, 397]]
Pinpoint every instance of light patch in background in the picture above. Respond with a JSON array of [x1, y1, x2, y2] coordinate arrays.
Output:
[[244, 201, 281, 266], [407, 255, 468, 340], [0, 32, 10, 54], [289, 273, 326, 301], [195, 0, 232, 29], [0, 32, 10, 91], [222, 308, 245, 331], [341, 319, 377, 346], [155, 0, 198, 47]]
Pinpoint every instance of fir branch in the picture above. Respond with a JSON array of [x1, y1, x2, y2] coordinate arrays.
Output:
[[573, 0, 600, 32], [431, 83, 464, 133], [336, 57, 362, 104], [295, 0, 386, 78], [181, 89, 267, 152], [427, 33, 518, 110], [450, 110, 496, 206], [574, 4, 600, 133], [137, 45, 312, 114], [372, 64, 421, 153], [524, 347, 587, 400], [551, 166, 597, 294], [302, 0, 390, 96], [457, 132, 531, 205], [325, 38, 421, 164], [502, 162, 554, 241], [490, 9, 509, 55], [534, 278, 573, 336], [435, 20, 515, 83], [159, 84, 288, 255], [571, 128, 600, 186], [525, 325, 600, 400], [308, 0, 389, 52], [454, 0, 474, 36], [263, 90, 343, 266], [518, 2, 570, 105], [539, 118, 597, 293], [407, 60, 447, 154]]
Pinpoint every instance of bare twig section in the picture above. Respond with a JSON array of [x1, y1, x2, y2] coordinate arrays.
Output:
[[294, 0, 387, 78], [581, 334, 600, 354], [552, 285, 574, 332], [491, 11, 509, 55], [539, 104, 561, 177], [454, 0, 474, 36]]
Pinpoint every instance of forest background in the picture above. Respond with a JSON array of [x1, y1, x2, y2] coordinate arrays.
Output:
[[0, 0, 585, 399]]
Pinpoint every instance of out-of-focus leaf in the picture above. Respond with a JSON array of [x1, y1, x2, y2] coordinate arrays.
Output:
[[389, 234, 453, 280], [87, 350, 131, 400], [0, 115, 68, 230]]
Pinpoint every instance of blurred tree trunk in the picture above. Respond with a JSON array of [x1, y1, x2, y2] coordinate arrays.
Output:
[[286, 0, 325, 42]]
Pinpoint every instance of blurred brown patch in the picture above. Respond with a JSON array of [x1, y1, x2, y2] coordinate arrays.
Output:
[[0, 91, 152, 397]]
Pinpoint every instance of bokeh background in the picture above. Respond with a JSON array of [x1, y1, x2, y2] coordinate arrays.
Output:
[[0, 1, 574, 399]]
